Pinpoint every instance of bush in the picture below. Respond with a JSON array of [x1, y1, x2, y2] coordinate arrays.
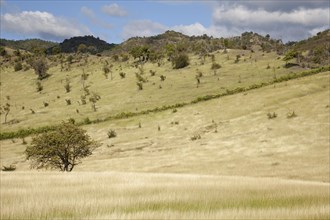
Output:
[[107, 129, 117, 138], [36, 81, 43, 92], [14, 62, 23, 71], [32, 58, 49, 80], [2, 164, 16, 171], [287, 111, 297, 118], [211, 63, 221, 70], [137, 82, 143, 90], [191, 134, 201, 141], [160, 75, 166, 81], [172, 53, 189, 69], [119, 72, 126, 79], [64, 79, 71, 93], [267, 112, 277, 119], [84, 117, 91, 124]]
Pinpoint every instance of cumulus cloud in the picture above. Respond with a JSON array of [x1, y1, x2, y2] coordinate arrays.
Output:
[[81, 6, 113, 29], [1, 11, 91, 41], [122, 1, 329, 42], [122, 20, 167, 39], [102, 4, 127, 17], [221, 1, 329, 12], [211, 5, 330, 42]]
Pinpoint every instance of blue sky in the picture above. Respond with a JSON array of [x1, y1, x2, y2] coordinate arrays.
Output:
[[1, 0, 329, 43]]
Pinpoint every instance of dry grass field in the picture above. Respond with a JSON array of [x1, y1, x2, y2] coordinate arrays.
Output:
[[1, 172, 329, 220], [0, 49, 329, 219]]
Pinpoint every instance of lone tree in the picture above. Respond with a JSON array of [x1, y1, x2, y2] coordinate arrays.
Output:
[[32, 58, 49, 80], [172, 53, 189, 69], [25, 122, 99, 172]]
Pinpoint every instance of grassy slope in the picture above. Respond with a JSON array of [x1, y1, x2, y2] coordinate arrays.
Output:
[[1, 49, 329, 219], [0, 49, 303, 132], [1, 71, 329, 181]]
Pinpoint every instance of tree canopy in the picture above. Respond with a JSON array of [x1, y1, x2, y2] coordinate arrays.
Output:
[[26, 122, 99, 172]]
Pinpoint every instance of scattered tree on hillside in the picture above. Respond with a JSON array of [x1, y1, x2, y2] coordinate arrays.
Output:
[[32, 58, 49, 80], [0, 46, 7, 56], [25, 122, 99, 172], [14, 62, 23, 72], [172, 53, 189, 69], [0, 103, 11, 124], [89, 92, 101, 112], [64, 78, 71, 93], [77, 44, 88, 53], [36, 81, 43, 92]]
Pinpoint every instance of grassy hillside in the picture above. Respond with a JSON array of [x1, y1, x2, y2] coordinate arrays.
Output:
[[0, 32, 329, 219], [2, 70, 329, 181], [0, 48, 307, 132]]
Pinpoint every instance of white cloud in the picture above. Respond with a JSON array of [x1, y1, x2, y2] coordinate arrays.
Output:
[[81, 6, 113, 29], [122, 20, 167, 39], [102, 4, 127, 17], [212, 5, 330, 41], [213, 6, 329, 28], [1, 11, 91, 41], [122, 4, 329, 42]]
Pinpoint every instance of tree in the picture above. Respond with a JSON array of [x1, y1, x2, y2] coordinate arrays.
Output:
[[32, 58, 49, 80], [77, 44, 87, 53], [172, 53, 189, 69], [89, 92, 101, 112], [26, 122, 99, 172], [0, 103, 10, 124]]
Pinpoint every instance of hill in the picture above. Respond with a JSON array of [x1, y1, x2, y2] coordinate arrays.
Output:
[[54, 35, 116, 54], [0, 38, 57, 53], [112, 30, 284, 56], [288, 29, 330, 66], [0, 30, 329, 219]]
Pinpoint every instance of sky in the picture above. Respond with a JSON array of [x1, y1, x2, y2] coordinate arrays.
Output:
[[0, 0, 329, 43]]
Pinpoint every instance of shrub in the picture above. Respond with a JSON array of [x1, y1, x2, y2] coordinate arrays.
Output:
[[150, 70, 156, 76], [137, 82, 143, 90], [119, 72, 126, 79], [135, 73, 147, 82], [160, 75, 166, 81], [81, 95, 87, 105], [65, 99, 71, 105], [103, 65, 110, 79], [84, 117, 91, 124], [36, 81, 43, 92], [43, 102, 49, 107], [267, 112, 277, 119], [89, 93, 101, 112], [32, 58, 49, 80], [172, 53, 189, 69], [211, 63, 221, 70], [191, 134, 201, 141], [2, 164, 16, 171], [107, 129, 117, 138], [64, 78, 71, 93], [287, 111, 297, 118], [14, 62, 23, 71]]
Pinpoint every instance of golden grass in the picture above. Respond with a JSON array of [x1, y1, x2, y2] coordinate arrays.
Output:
[[1, 172, 329, 220], [0, 49, 303, 132]]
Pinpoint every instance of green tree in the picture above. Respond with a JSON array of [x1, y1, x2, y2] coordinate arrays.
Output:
[[283, 49, 298, 62], [32, 58, 49, 80], [172, 53, 189, 69], [77, 44, 88, 53], [25, 122, 99, 172]]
